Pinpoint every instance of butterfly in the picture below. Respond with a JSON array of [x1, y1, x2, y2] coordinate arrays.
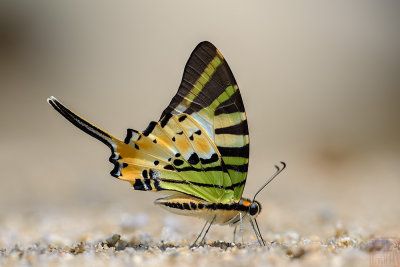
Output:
[[48, 41, 285, 246]]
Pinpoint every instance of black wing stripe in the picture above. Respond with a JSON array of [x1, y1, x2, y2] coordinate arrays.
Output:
[[186, 59, 235, 114], [217, 144, 249, 158], [225, 164, 248, 173], [215, 120, 249, 135]]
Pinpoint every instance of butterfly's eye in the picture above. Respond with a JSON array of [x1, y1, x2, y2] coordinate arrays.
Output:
[[249, 203, 259, 216]]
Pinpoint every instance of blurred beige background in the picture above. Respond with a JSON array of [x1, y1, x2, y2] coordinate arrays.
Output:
[[0, 0, 399, 238]]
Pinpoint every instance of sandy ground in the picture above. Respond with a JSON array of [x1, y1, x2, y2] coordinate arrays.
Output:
[[0, 205, 398, 267]]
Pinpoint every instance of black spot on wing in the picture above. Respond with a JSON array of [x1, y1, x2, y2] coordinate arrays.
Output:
[[173, 159, 184, 166], [187, 153, 200, 165], [164, 165, 174, 170], [178, 115, 187, 122]]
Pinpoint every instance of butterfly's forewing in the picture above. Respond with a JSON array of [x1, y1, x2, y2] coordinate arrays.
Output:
[[162, 41, 249, 201]]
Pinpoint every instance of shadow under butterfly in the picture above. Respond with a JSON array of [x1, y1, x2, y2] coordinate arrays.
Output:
[[47, 41, 286, 246]]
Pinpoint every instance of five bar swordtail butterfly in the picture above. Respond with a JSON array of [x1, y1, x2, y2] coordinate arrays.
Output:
[[47, 41, 286, 246]]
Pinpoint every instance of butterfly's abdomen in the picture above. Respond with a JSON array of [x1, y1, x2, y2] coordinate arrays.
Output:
[[154, 195, 251, 225]]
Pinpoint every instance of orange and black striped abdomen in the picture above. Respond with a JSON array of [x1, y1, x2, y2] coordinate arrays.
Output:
[[155, 195, 259, 225]]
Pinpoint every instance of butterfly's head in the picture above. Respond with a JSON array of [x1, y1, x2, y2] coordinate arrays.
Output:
[[248, 200, 262, 217]]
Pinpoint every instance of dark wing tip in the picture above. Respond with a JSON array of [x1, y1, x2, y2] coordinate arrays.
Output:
[[195, 41, 216, 50], [191, 41, 220, 60]]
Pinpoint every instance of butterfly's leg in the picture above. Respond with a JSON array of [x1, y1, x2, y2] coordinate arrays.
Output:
[[233, 225, 237, 243], [199, 214, 216, 245], [247, 214, 264, 246], [254, 217, 266, 246], [191, 219, 210, 248], [226, 213, 240, 243], [239, 212, 244, 245]]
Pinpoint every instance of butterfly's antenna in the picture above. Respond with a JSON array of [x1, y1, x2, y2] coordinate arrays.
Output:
[[252, 161, 286, 202]]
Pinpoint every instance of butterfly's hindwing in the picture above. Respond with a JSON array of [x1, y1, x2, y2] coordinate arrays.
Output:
[[116, 113, 235, 203]]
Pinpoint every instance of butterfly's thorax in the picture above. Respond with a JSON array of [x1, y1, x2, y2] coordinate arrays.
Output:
[[155, 195, 258, 225]]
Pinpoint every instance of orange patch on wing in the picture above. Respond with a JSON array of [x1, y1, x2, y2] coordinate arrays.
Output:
[[176, 137, 191, 154], [194, 138, 212, 155]]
